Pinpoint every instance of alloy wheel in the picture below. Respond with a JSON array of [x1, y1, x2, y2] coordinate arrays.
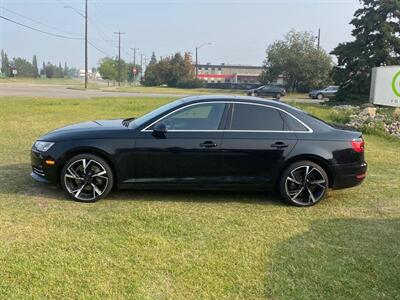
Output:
[[284, 165, 327, 205], [64, 158, 109, 201]]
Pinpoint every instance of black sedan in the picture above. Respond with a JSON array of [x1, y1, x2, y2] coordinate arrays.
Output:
[[31, 95, 367, 206], [247, 85, 286, 99]]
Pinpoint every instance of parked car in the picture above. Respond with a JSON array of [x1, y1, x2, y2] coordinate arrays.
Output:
[[247, 85, 286, 99], [31, 95, 367, 206], [309, 86, 339, 100]]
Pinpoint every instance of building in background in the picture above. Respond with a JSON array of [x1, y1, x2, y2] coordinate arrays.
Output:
[[195, 63, 284, 89], [196, 63, 262, 84]]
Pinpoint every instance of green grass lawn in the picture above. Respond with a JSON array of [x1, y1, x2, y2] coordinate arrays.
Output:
[[0, 96, 399, 299]]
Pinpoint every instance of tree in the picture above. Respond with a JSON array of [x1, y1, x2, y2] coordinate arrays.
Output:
[[142, 51, 202, 88], [55, 62, 63, 78], [149, 51, 157, 66], [13, 57, 36, 77], [260, 30, 333, 92], [1, 49, 10, 77], [64, 62, 69, 77], [45, 62, 54, 78], [32, 55, 39, 78], [331, 0, 400, 102], [98, 57, 118, 84], [41, 61, 46, 76]]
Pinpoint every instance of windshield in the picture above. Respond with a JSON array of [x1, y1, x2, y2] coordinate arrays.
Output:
[[129, 99, 183, 128]]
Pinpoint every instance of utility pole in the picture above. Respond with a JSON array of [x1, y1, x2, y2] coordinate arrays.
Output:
[[195, 47, 198, 78], [195, 42, 212, 79], [64, 3, 88, 88], [140, 53, 143, 78], [317, 28, 321, 50], [84, 0, 88, 89], [130, 47, 138, 81], [114, 31, 125, 86]]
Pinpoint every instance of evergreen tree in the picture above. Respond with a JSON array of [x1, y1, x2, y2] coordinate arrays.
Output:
[[149, 51, 157, 65], [41, 61, 46, 76], [331, 0, 400, 102], [32, 55, 39, 78], [1, 49, 10, 77], [64, 62, 69, 77]]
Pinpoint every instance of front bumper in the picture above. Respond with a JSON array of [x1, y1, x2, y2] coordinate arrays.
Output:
[[331, 161, 367, 189], [30, 149, 59, 184]]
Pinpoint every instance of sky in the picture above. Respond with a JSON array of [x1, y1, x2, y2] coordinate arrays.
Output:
[[0, 0, 361, 69]]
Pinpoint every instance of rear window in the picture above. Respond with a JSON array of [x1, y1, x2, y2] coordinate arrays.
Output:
[[230, 104, 284, 131]]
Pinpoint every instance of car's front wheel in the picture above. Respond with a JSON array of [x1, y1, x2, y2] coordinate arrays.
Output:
[[275, 93, 282, 100], [61, 154, 114, 202], [279, 160, 328, 207], [317, 93, 324, 100]]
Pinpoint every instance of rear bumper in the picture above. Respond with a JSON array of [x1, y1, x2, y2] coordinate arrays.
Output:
[[331, 161, 367, 189]]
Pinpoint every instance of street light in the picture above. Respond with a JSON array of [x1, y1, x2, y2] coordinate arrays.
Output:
[[64, 2, 88, 89], [195, 42, 212, 79]]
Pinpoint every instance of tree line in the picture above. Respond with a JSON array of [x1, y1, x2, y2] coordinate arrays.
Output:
[[261, 0, 399, 101], [1, 0, 399, 103], [0, 50, 77, 78]]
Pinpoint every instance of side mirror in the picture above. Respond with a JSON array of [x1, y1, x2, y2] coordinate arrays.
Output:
[[152, 122, 167, 137]]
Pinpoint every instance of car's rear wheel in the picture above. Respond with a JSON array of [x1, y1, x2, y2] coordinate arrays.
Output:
[[279, 160, 328, 207], [61, 154, 113, 202], [317, 93, 324, 100]]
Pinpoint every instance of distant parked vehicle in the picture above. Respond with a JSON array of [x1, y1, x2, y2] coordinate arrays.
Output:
[[247, 85, 286, 99], [309, 86, 339, 100]]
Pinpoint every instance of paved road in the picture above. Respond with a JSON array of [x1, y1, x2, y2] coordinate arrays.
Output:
[[0, 83, 184, 99], [0, 83, 324, 103]]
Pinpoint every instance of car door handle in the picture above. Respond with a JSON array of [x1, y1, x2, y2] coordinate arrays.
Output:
[[200, 141, 218, 148], [271, 142, 289, 148]]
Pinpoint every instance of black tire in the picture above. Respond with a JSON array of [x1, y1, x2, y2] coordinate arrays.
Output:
[[279, 160, 329, 207], [317, 93, 324, 100], [254, 91, 259, 97], [61, 153, 114, 202], [275, 93, 281, 100]]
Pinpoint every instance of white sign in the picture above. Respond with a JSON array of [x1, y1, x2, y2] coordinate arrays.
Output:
[[370, 66, 400, 107]]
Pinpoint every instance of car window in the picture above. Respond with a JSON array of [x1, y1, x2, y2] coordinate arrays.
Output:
[[230, 103, 284, 131], [279, 111, 309, 132], [158, 103, 226, 130]]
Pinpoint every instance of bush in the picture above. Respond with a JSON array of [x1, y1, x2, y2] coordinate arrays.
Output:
[[176, 78, 205, 89]]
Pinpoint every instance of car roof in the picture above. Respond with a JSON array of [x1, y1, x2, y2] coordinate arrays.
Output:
[[180, 94, 296, 111]]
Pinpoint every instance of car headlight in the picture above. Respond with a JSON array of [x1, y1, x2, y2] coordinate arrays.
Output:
[[34, 141, 55, 152]]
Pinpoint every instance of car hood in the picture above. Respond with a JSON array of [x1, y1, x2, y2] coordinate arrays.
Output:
[[51, 119, 125, 132], [38, 119, 132, 142]]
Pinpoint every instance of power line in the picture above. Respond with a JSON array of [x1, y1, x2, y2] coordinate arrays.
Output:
[[88, 40, 111, 56], [0, 15, 83, 40], [1, 6, 81, 38], [0, 14, 111, 58]]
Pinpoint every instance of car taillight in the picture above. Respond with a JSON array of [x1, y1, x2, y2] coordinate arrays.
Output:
[[351, 137, 365, 153]]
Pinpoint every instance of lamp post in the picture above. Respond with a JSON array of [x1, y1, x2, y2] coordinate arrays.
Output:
[[195, 42, 212, 79]]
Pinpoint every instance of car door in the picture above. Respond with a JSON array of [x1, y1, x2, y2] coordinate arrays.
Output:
[[219, 102, 298, 188], [261, 85, 271, 96], [131, 102, 228, 186], [326, 87, 338, 98]]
